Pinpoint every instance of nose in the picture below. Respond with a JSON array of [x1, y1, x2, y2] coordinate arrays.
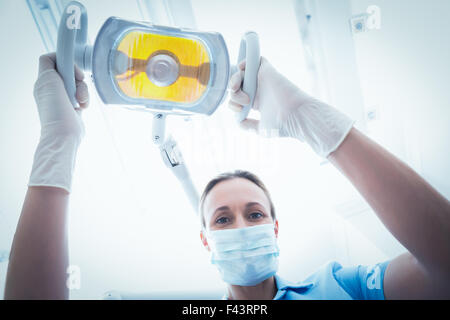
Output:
[[233, 213, 250, 229]]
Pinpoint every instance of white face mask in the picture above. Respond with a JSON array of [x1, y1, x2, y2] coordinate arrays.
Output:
[[206, 223, 280, 286]]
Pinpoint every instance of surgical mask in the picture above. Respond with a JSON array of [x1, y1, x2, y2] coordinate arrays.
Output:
[[206, 223, 280, 286]]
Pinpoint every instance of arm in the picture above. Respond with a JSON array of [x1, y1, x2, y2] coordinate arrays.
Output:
[[4, 53, 89, 299], [5, 187, 70, 299], [328, 128, 450, 299]]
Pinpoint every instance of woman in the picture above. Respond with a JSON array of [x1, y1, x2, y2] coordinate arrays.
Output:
[[4, 53, 450, 299]]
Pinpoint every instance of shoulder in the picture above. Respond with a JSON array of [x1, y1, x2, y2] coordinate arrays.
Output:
[[276, 261, 355, 299], [275, 260, 391, 300], [317, 260, 391, 300]]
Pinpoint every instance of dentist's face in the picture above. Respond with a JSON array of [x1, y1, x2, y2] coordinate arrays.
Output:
[[201, 178, 279, 250], [200, 177, 280, 282]]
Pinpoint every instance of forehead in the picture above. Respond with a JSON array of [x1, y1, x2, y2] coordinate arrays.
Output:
[[203, 177, 271, 218]]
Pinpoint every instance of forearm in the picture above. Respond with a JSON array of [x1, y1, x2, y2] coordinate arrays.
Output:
[[328, 128, 450, 278], [4, 187, 70, 299]]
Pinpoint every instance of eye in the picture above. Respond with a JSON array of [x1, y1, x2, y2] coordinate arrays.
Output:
[[215, 217, 230, 224], [249, 212, 264, 220]]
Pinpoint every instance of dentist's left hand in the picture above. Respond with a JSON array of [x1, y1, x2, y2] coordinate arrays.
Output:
[[28, 52, 90, 193]]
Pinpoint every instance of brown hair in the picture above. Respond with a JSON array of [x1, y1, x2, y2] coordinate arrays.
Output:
[[199, 170, 276, 229]]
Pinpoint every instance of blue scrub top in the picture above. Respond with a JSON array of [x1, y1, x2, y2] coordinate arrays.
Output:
[[224, 260, 391, 300]]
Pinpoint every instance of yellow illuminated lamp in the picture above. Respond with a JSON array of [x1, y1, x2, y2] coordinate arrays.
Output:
[[114, 31, 211, 103]]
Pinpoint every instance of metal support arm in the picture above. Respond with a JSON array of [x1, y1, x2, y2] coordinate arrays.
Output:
[[152, 113, 199, 213]]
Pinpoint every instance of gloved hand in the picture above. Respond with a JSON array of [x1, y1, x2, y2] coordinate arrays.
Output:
[[28, 53, 89, 193], [228, 57, 354, 158]]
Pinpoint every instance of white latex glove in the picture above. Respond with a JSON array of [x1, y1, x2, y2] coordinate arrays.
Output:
[[28, 53, 89, 193], [228, 57, 354, 158]]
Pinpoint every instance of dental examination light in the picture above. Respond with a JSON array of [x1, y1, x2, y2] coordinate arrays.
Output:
[[56, 1, 260, 213]]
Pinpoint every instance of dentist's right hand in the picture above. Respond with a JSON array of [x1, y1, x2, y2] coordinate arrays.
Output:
[[4, 53, 90, 299], [228, 57, 354, 158], [29, 52, 89, 193]]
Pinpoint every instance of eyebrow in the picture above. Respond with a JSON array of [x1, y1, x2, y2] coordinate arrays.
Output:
[[212, 202, 264, 216]]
